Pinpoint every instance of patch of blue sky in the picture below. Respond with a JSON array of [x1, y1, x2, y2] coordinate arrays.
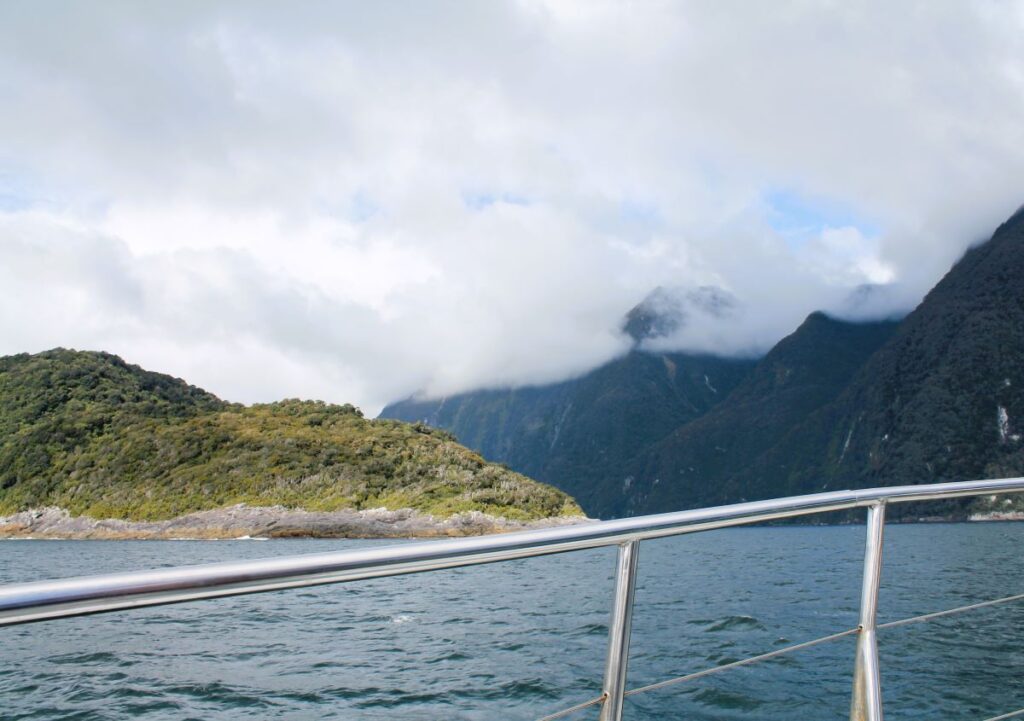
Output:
[[617, 198, 662, 228], [461, 191, 530, 211], [0, 166, 44, 212], [547, 195, 666, 247], [0, 193, 32, 212], [593, 197, 664, 243], [0, 163, 94, 215], [313, 189, 379, 223], [349, 189, 379, 223], [764, 188, 880, 247]]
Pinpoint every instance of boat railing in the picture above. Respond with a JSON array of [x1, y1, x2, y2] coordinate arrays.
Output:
[[3, 476, 1024, 721]]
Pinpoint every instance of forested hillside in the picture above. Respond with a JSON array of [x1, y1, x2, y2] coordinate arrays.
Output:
[[382, 350, 754, 511], [0, 350, 582, 522]]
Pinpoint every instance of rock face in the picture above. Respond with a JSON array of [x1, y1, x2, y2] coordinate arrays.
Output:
[[0, 505, 591, 540]]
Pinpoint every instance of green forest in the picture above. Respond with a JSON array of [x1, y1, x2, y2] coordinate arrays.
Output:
[[0, 349, 582, 522]]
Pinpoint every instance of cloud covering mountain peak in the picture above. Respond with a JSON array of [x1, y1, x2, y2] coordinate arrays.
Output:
[[622, 286, 738, 344], [2, 2, 1023, 412]]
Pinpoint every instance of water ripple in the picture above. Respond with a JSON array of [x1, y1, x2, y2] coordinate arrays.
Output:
[[2, 525, 1023, 720]]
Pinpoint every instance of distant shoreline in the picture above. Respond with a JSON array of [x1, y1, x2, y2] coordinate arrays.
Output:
[[2, 505, 1021, 541], [0, 505, 591, 540]]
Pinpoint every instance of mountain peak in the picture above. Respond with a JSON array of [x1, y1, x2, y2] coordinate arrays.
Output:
[[621, 285, 737, 344]]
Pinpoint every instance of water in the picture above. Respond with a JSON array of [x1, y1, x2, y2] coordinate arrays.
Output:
[[1, 523, 1022, 720]]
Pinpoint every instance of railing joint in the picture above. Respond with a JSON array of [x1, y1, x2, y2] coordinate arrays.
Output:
[[850, 502, 886, 721], [599, 539, 640, 721]]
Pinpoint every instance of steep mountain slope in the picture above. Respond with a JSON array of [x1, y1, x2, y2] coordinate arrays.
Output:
[[615, 207, 1024, 519], [727, 208, 1024, 515], [381, 350, 755, 512], [384, 207, 1024, 520], [0, 349, 581, 522], [612, 313, 899, 515]]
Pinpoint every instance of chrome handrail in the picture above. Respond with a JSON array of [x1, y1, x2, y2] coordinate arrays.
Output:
[[2, 476, 1024, 721]]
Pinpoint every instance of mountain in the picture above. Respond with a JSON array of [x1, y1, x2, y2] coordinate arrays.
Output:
[[382, 207, 1024, 521], [722, 208, 1024, 516], [621, 285, 737, 342], [0, 349, 582, 523], [615, 208, 1024, 518], [380, 293, 757, 512], [611, 312, 900, 515]]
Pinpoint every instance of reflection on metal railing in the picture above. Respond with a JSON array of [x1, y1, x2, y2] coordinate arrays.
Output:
[[536, 692, 607, 721], [2, 477, 1024, 721], [542, 593, 1024, 720], [877, 591, 1024, 630], [623, 627, 861, 698]]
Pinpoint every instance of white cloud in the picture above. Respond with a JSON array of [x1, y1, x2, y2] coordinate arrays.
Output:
[[801, 227, 895, 287], [1, 1, 1023, 412]]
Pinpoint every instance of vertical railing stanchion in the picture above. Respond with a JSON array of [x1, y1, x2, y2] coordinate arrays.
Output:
[[599, 539, 640, 721], [851, 502, 886, 721]]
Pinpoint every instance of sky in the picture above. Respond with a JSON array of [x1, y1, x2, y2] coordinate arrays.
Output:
[[2, 1, 1024, 414]]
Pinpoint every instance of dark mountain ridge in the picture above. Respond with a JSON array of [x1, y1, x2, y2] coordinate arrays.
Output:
[[381, 350, 755, 509], [716, 207, 1024, 516], [608, 312, 899, 516], [382, 206, 1024, 520]]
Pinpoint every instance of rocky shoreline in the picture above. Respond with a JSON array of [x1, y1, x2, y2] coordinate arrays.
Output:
[[969, 510, 1024, 522], [0, 505, 591, 540], [4, 505, 1018, 541]]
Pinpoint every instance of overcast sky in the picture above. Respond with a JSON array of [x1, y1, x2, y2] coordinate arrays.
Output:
[[2, 1, 1024, 413]]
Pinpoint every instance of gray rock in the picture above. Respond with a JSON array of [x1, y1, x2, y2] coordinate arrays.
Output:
[[0, 505, 591, 540]]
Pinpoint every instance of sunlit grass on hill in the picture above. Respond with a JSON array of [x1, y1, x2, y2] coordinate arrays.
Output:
[[0, 349, 582, 522]]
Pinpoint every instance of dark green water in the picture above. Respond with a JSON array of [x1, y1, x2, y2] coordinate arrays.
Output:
[[1, 523, 1022, 720]]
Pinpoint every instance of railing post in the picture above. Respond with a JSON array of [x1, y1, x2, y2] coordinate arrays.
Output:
[[599, 539, 640, 721], [850, 502, 886, 721]]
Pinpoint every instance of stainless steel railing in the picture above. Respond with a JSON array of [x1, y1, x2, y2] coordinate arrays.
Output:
[[3, 476, 1024, 720]]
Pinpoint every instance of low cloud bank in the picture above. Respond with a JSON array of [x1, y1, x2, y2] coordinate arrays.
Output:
[[2, 2, 1023, 412]]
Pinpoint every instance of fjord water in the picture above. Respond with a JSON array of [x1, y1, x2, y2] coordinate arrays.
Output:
[[2, 524, 1022, 720]]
